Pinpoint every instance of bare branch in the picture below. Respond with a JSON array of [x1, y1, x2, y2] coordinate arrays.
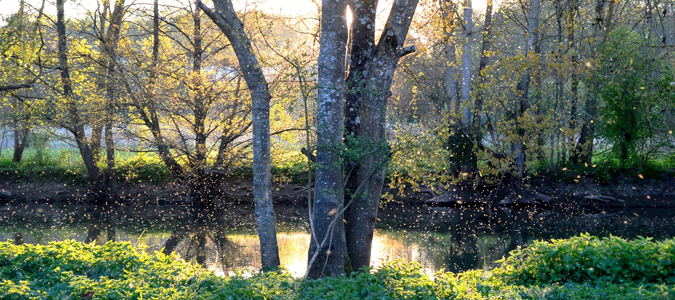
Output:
[[399, 45, 416, 58]]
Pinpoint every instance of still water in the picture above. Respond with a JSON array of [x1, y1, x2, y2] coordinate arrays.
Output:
[[1, 201, 675, 277]]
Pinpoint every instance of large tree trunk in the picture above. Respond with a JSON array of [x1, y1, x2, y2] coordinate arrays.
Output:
[[198, 0, 280, 270], [304, 0, 350, 278], [344, 0, 419, 273], [512, 0, 542, 184], [57, 0, 103, 191], [306, 0, 351, 277], [343, 0, 378, 224]]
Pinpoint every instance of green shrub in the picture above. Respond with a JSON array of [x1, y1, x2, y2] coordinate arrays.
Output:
[[113, 153, 172, 183], [271, 151, 312, 184], [496, 234, 675, 285]]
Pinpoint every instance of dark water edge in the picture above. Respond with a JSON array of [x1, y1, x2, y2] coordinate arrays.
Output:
[[1, 199, 675, 276]]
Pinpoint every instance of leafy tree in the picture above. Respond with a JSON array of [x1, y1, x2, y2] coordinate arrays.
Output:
[[0, 1, 49, 162], [595, 28, 675, 167]]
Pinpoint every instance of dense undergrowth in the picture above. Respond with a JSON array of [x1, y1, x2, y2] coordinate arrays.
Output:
[[1, 235, 674, 299], [3, 147, 675, 188]]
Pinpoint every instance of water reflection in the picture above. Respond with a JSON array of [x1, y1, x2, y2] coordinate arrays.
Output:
[[2, 201, 675, 276]]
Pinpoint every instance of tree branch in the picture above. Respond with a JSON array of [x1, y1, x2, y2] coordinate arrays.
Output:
[[0, 66, 59, 92], [399, 45, 416, 58]]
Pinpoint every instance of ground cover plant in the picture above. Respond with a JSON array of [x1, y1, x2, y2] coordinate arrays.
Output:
[[0, 236, 673, 299], [496, 234, 675, 285]]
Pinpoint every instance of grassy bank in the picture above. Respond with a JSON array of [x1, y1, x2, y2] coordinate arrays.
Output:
[[1, 235, 674, 299], [0, 148, 310, 185]]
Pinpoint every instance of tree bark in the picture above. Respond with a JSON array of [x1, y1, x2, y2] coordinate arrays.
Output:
[[304, 0, 350, 278], [343, 0, 378, 224], [198, 0, 280, 270], [91, 125, 103, 163], [344, 0, 419, 273]]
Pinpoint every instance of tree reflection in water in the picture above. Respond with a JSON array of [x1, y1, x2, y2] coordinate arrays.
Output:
[[162, 210, 245, 272], [429, 206, 534, 272], [84, 205, 119, 244]]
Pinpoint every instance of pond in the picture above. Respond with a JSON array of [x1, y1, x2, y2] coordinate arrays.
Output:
[[1, 200, 675, 277]]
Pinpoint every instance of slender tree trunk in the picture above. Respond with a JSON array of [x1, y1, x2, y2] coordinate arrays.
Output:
[[576, 0, 610, 165], [148, 0, 184, 179], [512, 0, 542, 184], [57, 0, 103, 190], [473, 0, 493, 139], [344, 0, 419, 273], [460, 0, 472, 128], [91, 125, 103, 163], [10, 3, 29, 165], [191, 1, 210, 208], [441, 0, 461, 171], [198, 0, 280, 270], [121, 0, 184, 181], [102, 0, 125, 198], [0, 130, 5, 157], [91, 0, 110, 164], [447, 0, 476, 176], [554, 0, 564, 166], [566, 0, 581, 164], [444, 33, 459, 117], [11, 98, 28, 163]]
